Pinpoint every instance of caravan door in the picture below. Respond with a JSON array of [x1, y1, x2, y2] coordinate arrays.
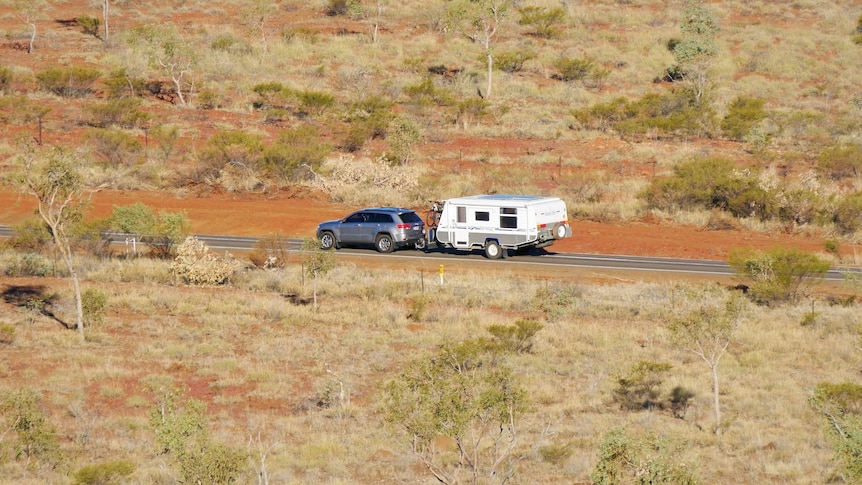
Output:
[[451, 205, 471, 249]]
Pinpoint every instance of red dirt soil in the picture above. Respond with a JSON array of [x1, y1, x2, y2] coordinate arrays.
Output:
[[1, 189, 857, 263]]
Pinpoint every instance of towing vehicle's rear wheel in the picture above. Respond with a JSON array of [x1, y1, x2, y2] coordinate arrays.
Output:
[[375, 234, 394, 253]]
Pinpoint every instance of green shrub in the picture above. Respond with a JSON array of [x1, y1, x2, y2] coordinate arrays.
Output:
[[199, 130, 265, 173], [7, 219, 52, 252], [518, 6, 566, 38], [640, 156, 777, 219], [85, 128, 143, 167], [102, 68, 147, 99], [728, 247, 831, 304], [73, 460, 135, 485], [591, 428, 698, 484], [485, 318, 544, 353], [0, 95, 51, 124], [494, 49, 535, 73], [576, 89, 714, 138], [261, 125, 330, 181], [833, 192, 862, 234], [148, 124, 180, 163], [36, 66, 100, 97], [86, 97, 150, 128], [816, 143, 862, 180], [0, 66, 12, 93], [82, 288, 108, 326], [196, 89, 221, 110], [613, 361, 673, 411], [810, 382, 862, 482], [0, 388, 62, 467], [0, 324, 16, 345], [150, 389, 247, 483], [251, 81, 291, 109], [721, 96, 767, 141], [403, 78, 455, 107], [297, 90, 335, 116], [76, 15, 101, 38], [4, 253, 52, 277], [553, 57, 595, 82], [111, 202, 190, 258]]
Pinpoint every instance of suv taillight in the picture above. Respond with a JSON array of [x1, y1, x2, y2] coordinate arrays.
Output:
[[396, 223, 410, 229]]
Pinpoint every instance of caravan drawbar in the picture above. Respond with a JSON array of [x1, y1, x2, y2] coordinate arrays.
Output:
[[430, 194, 572, 259]]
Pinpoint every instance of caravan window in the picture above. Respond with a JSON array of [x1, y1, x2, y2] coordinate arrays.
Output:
[[500, 207, 518, 229], [475, 211, 490, 222], [457, 206, 467, 223]]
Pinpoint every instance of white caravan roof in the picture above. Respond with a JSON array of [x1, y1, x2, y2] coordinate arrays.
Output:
[[444, 194, 562, 207]]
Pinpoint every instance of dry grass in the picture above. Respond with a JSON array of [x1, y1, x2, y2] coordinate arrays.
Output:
[[0, 250, 859, 483]]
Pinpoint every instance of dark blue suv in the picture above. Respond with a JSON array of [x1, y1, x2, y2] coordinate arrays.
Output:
[[317, 208, 426, 253]]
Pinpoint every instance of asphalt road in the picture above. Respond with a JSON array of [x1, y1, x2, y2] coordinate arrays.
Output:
[[2, 225, 858, 282]]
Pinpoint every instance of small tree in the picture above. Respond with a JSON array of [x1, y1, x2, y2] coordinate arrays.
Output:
[[301, 238, 335, 311], [126, 24, 196, 105], [382, 339, 528, 484], [8, 142, 91, 338], [4, 0, 49, 53], [445, 0, 514, 99], [671, 0, 719, 104], [669, 284, 747, 435], [241, 0, 278, 58]]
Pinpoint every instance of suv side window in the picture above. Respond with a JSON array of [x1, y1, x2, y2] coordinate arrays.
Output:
[[369, 213, 392, 223], [345, 213, 365, 223]]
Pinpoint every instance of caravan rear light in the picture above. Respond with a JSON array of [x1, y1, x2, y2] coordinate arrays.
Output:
[[537, 223, 547, 229]]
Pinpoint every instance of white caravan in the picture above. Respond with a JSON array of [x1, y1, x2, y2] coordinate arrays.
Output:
[[431, 194, 572, 259]]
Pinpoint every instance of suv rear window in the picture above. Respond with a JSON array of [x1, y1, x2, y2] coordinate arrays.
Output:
[[398, 211, 422, 224]]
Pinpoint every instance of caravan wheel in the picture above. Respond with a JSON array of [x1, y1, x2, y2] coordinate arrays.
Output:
[[484, 240, 503, 259], [554, 223, 567, 239]]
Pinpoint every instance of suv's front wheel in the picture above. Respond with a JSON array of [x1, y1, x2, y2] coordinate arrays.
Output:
[[319, 231, 337, 250], [375, 234, 394, 253]]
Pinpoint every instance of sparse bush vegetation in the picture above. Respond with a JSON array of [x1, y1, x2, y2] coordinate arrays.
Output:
[[816, 143, 862, 180], [494, 48, 536, 73], [833, 192, 862, 235], [728, 247, 831, 304], [0, 388, 62, 467], [613, 360, 673, 411], [485, 318, 544, 353], [0, 66, 12, 94], [81, 287, 108, 326], [721, 96, 767, 141], [199, 129, 265, 175], [86, 98, 150, 129], [76, 15, 101, 38], [3, 252, 52, 277], [36, 66, 100, 97], [810, 382, 862, 482], [101, 68, 146, 99], [518, 6, 566, 38], [0, 323, 16, 345], [591, 428, 698, 484], [260, 125, 330, 181], [85, 128, 143, 167], [72, 460, 135, 485], [553, 57, 595, 82], [641, 156, 775, 220], [6, 219, 52, 252]]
